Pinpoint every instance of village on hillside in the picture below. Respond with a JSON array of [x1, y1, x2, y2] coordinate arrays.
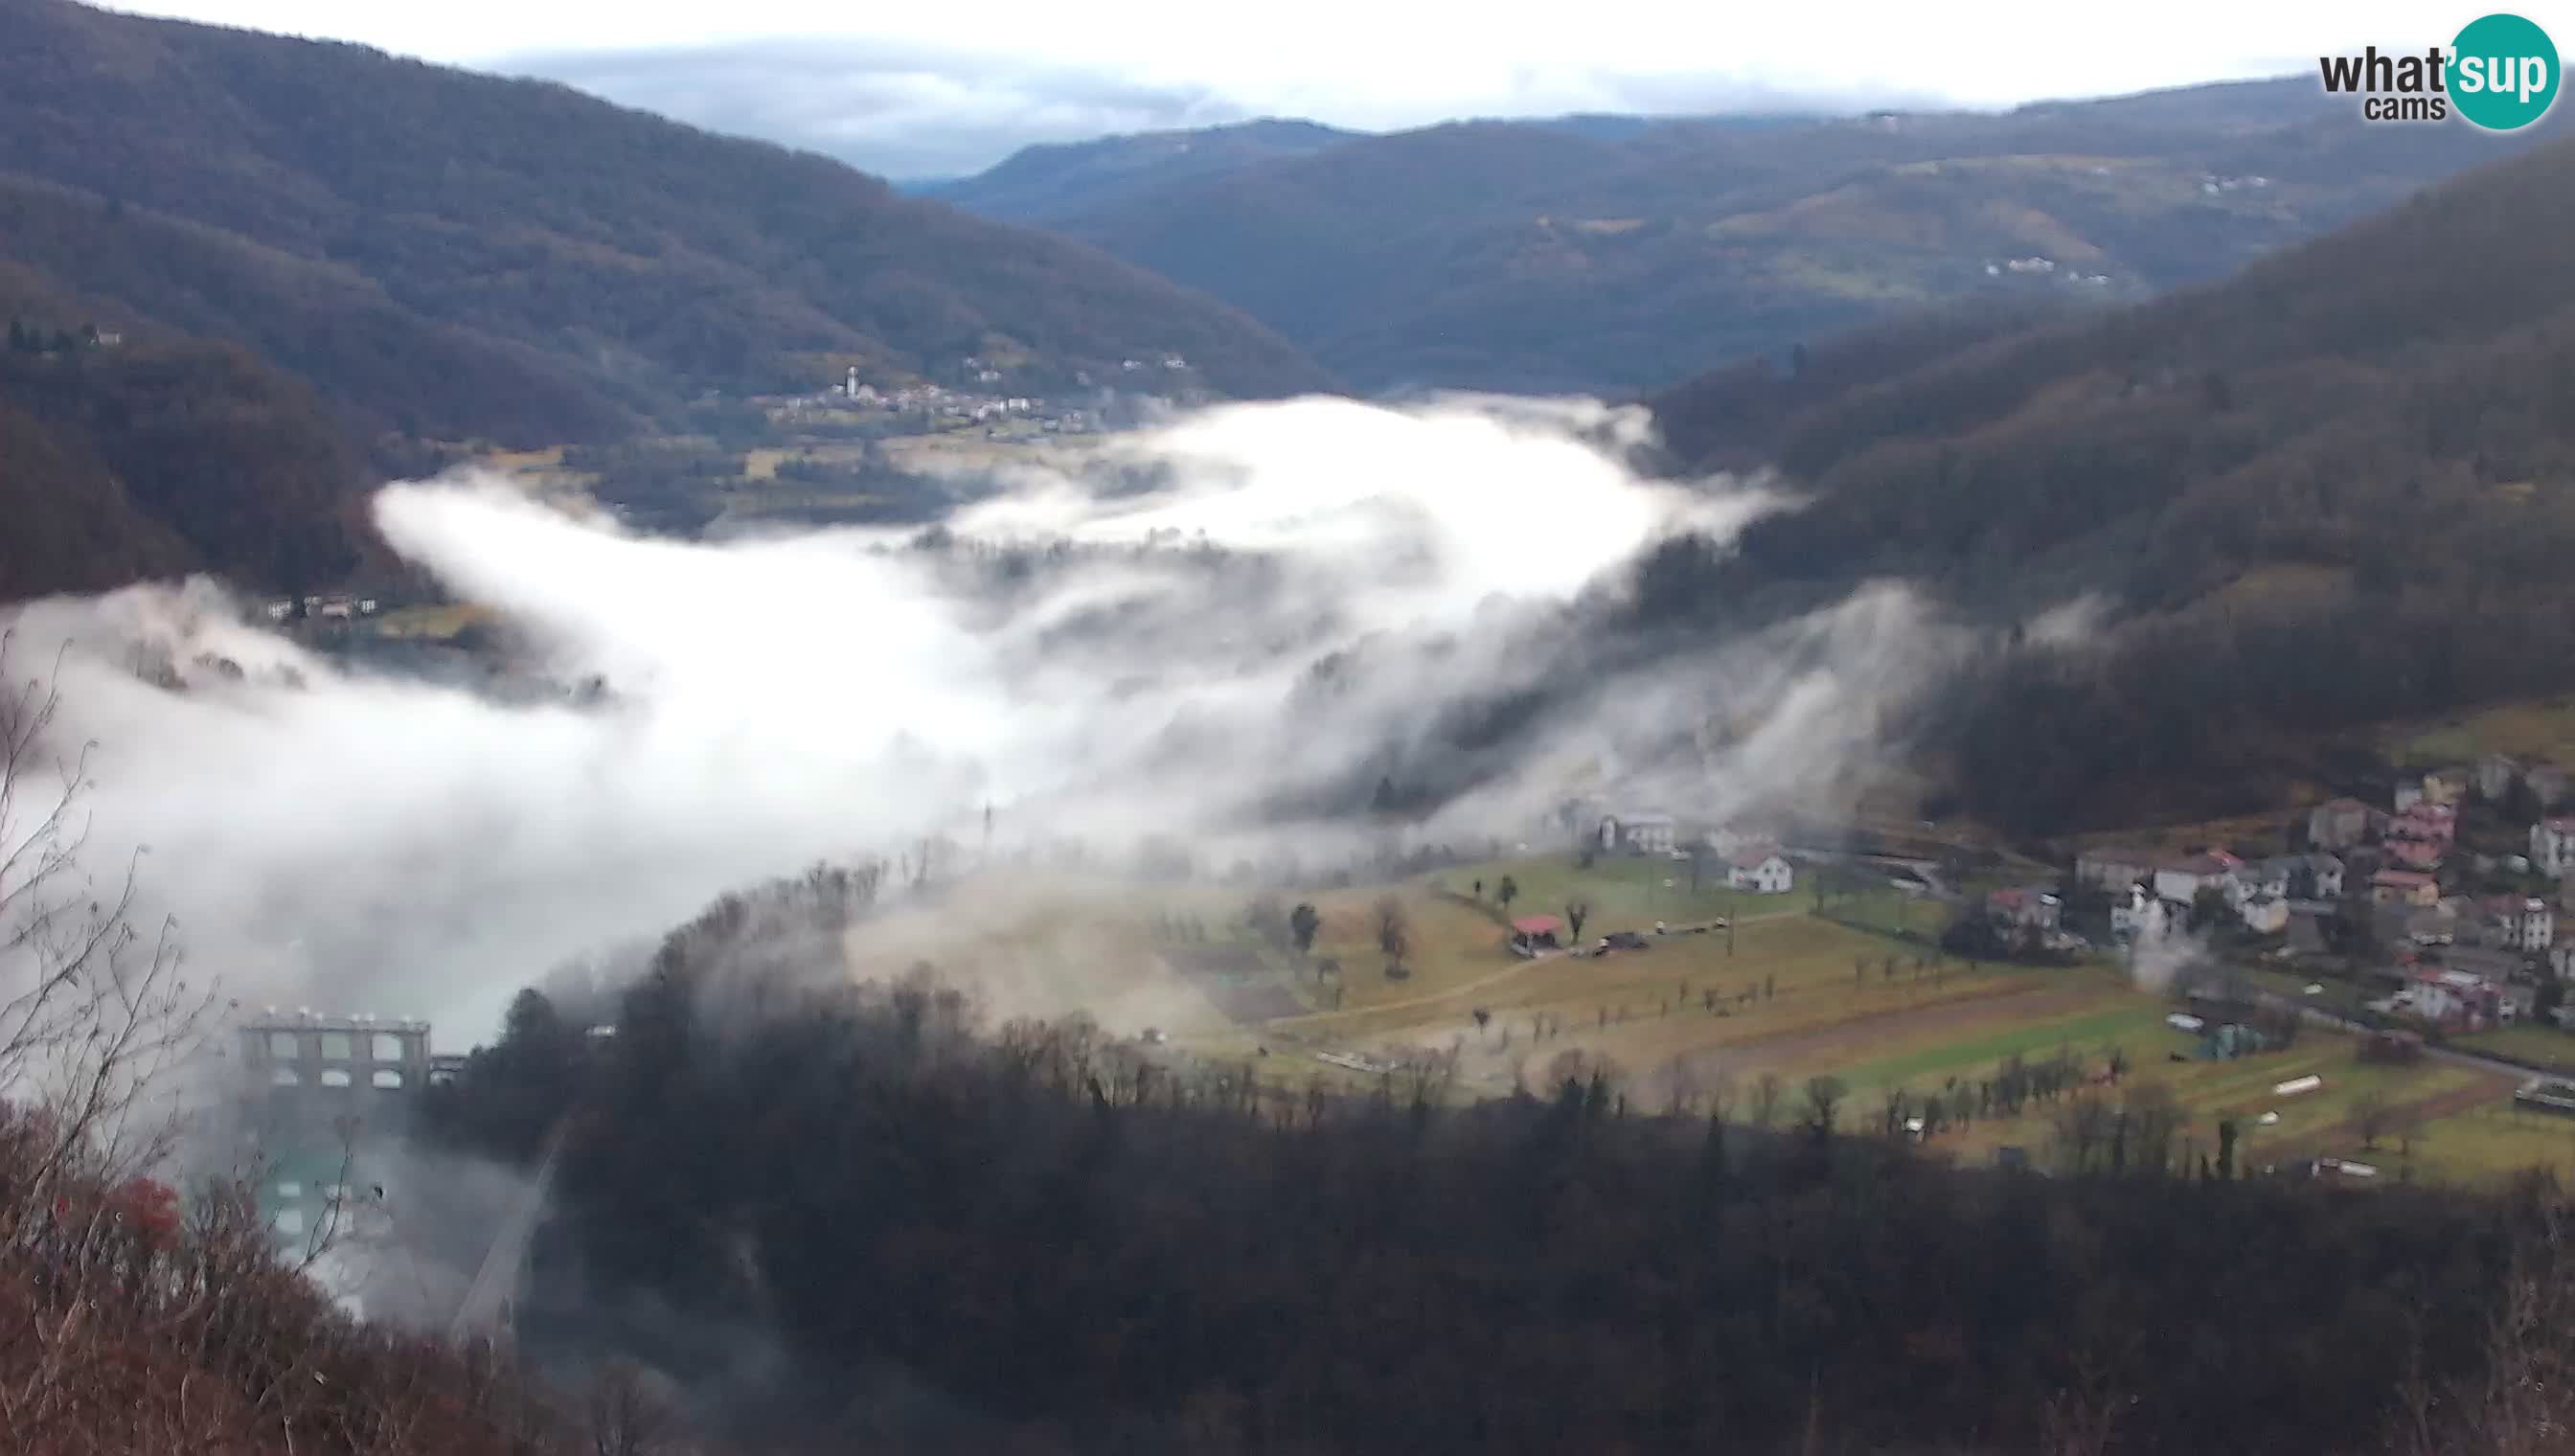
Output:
[[2071, 754, 2575, 1038], [749, 353, 1207, 440]]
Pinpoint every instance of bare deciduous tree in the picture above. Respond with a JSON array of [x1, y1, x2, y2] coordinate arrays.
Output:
[[1374, 896, 1410, 974], [0, 633, 214, 1196], [1750, 1071, 1784, 1129], [1801, 1075, 1848, 1139]]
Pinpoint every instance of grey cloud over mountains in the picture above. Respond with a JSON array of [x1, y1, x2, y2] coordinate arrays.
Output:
[[496, 39, 1907, 178], [504, 40, 1249, 178]]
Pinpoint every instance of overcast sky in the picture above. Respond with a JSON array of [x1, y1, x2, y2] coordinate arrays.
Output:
[[103, 0, 2484, 177]]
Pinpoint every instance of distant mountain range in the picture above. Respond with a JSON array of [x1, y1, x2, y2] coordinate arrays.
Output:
[[0, 0, 1335, 449], [903, 112, 1842, 220], [930, 81, 2557, 395], [908, 120, 1366, 223]]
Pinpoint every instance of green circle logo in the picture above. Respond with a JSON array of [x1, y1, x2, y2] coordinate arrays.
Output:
[[2450, 12, 2559, 129]]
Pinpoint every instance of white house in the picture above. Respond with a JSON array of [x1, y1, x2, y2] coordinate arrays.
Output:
[[2486, 897, 2556, 951], [2520, 899, 2556, 951], [2231, 858, 2291, 905], [1726, 845, 1794, 895], [2239, 892, 2290, 936], [2534, 819, 2575, 878], [1600, 813, 1677, 856], [2153, 852, 2242, 907], [2111, 886, 2172, 941], [2399, 969, 2513, 1029]]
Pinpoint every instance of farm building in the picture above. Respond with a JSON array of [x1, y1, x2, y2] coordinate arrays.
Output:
[[1985, 886, 2062, 931], [1508, 916, 1562, 954], [1725, 845, 1795, 895], [1598, 812, 1677, 855]]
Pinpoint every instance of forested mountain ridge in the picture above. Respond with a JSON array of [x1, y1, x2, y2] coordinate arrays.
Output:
[[1641, 133, 2575, 833], [914, 118, 1365, 223], [0, 324, 365, 600], [976, 78, 2553, 394], [0, 0, 1337, 447]]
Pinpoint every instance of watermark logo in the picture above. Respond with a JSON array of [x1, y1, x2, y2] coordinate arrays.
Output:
[[2317, 12, 2559, 128]]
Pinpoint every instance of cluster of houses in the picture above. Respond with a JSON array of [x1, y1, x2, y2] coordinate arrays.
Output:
[[1969, 884, 2093, 958], [757, 365, 1102, 437], [1588, 810, 1798, 896], [2074, 754, 2575, 1031], [2072, 844, 2346, 942], [262, 592, 379, 624], [1979, 255, 2113, 286]]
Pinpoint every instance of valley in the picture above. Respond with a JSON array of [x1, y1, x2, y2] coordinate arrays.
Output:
[[11, 3, 2575, 1453]]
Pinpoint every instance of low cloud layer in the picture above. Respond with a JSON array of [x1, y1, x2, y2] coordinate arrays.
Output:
[[2, 393, 1958, 1046], [114, 1, 2355, 179], [504, 40, 1249, 180]]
